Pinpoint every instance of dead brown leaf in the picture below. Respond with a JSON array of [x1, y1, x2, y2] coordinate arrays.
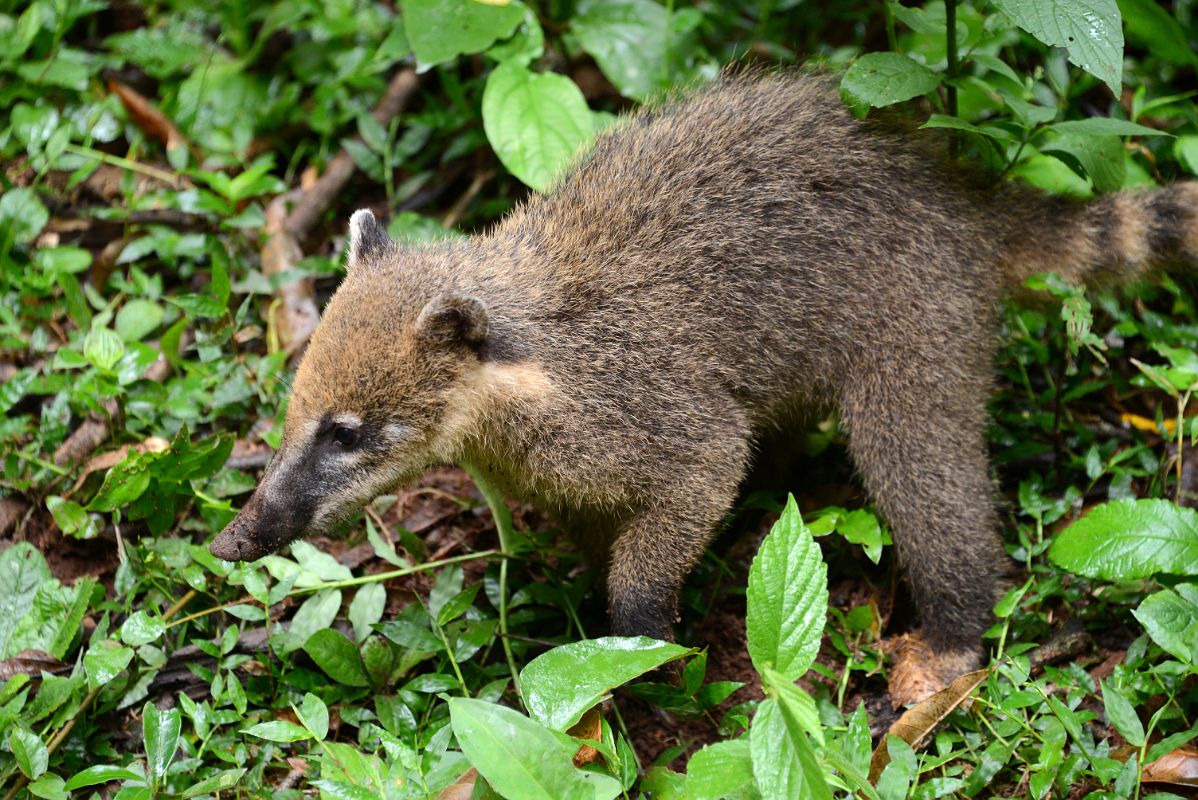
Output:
[[108, 79, 189, 154], [569, 705, 604, 767], [1143, 747, 1198, 787], [869, 666, 988, 782], [436, 768, 478, 799], [0, 650, 66, 681], [68, 436, 170, 496]]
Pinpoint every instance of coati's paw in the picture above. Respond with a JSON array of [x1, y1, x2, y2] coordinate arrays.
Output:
[[885, 633, 983, 708]]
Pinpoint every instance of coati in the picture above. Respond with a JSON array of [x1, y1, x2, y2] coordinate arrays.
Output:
[[210, 72, 1198, 687]]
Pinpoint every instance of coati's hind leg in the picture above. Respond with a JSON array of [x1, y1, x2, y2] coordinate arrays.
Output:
[[840, 351, 1008, 682], [607, 415, 751, 641]]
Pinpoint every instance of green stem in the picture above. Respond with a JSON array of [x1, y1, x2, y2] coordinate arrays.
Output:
[[945, 0, 959, 117], [462, 464, 523, 702], [63, 143, 181, 185], [882, 0, 897, 53]]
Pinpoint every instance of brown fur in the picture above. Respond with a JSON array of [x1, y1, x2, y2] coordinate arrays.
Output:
[[211, 73, 1198, 676]]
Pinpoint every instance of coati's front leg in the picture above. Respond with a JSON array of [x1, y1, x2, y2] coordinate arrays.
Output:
[[605, 423, 750, 641]]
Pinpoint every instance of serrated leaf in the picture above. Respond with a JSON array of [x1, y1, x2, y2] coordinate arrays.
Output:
[[84, 326, 125, 371], [841, 52, 940, 108], [685, 739, 755, 800], [1049, 499, 1198, 580], [448, 697, 622, 800], [746, 495, 828, 681], [990, 0, 1123, 94], [482, 61, 594, 193], [521, 637, 691, 731], [750, 698, 832, 800]]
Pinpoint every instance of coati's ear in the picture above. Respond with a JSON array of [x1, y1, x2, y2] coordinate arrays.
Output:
[[347, 209, 392, 267], [415, 294, 489, 349]]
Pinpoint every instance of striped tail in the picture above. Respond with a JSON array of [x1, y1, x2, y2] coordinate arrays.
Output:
[[999, 182, 1198, 290]]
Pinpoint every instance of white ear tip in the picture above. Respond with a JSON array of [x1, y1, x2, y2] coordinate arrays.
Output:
[[347, 209, 390, 263]]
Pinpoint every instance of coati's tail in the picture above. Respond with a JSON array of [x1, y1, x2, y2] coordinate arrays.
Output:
[[999, 182, 1198, 290]]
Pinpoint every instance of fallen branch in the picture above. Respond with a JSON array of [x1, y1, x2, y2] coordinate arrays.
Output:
[[261, 68, 419, 357]]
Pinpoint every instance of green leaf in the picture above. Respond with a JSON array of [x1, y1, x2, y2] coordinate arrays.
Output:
[[1049, 499, 1198, 580], [401, 0, 523, 66], [9, 727, 48, 779], [0, 543, 50, 659], [1010, 152, 1093, 198], [84, 326, 125, 371], [348, 583, 386, 643], [841, 52, 941, 108], [483, 61, 594, 193], [1050, 118, 1170, 137], [286, 588, 342, 647], [120, 611, 165, 647], [180, 769, 246, 798], [437, 583, 480, 626], [143, 702, 181, 784], [1043, 133, 1125, 193], [304, 628, 371, 687], [1132, 585, 1198, 663], [685, 739, 755, 800], [45, 496, 98, 540], [749, 698, 832, 800], [572, 0, 669, 101], [297, 692, 329, 740], [1173, 135, 1198, 176], [115, 300, 164, 342], [64, 765, 144, 791], [28, 773, 67, 800], [745, 495, 828, 681], [0, 187, 50, 244], [448, 697, 622, 800], [241, 720, 311, 742], [990, 0, 1123, 94], [1116, 0, 1198, 67], [1100, 680, 1145, 747], [521, 636, 692, 731], [83, 639, 134, 689], [875, 736, 916, 800]]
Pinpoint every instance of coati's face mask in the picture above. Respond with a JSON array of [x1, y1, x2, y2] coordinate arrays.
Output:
[[209, 210, 488, 562]]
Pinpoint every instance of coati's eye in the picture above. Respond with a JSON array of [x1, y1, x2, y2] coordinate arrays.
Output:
[[332, 426, 358, 448]]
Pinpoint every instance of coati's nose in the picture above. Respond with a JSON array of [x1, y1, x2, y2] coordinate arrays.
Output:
[[209, 492, 274, 562]]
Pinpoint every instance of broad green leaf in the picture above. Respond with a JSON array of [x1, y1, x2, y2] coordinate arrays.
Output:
[[572, 0, 669, 101], [1100, 680, 1145, 747], [482, 61, 594, 193], [448, 697, 622, 800], [64, 765, 144, 791], [1043, 133, 1125, 193], [1049, 499, 1198, 580], [84, 326, 124, 371], [1050, 118, 1170, 137], [349, 583, 386, 643], [521, 636, 691, 730], [287, 589, 342, 646], [1132, 585, 1198, 663], [115, 299, 164, 342], [27, 773, 66, 800], [83, 639, 134, 689], [304, 628, 371, 687], [1175, 135, 1198, 176], [241, 720, 311, 742], [1010, 151, 1093, 197], [401, 0, 523, 66], [297, 692, 329, 740], [9, 727, 48, 779], [685, 739, 755, 800], [1116, 0, 1198, 67], [143, 702, 181, 783], [120, 611, 166, 646], [875, 736, 916, 800], [990, 0, 1123, 94], [45, 496, 98, 540], [749, 698, 832, 800], [0, 187, 49, 244], [841, 52, 940, 108], [0, 543, 52, 659], [180, 769, 246, 798], [289, 541, 353, 582], [34, 246, 91, 274], [745, 495, 828, 680]]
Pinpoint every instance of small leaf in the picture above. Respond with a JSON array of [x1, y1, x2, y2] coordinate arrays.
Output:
[[349, 583, 386, 643], [1101, 680, 1145, 747], [745, 495, 828, 681], [241, 720, 311, 742], [84, 327, 125, 371], [572, 0, 670, 101], [83, 639, 134, 689], [143, 702, 181, 783], [115, 300, 164, 342], [1132, 585, 1198, 663], [120, 611, 166, 647], [0, 187, 50, 244], [521, 636, 692, 731], [297, 692, 329, 740], [685, 739, 755, 800], [9, 727, 48, 779], [1049, 499, 1198, 580], [304, 628, 371, 687], [64, 765, 144, 791], [841, 52, 941, 108], [1050, 118, 1170, 137]]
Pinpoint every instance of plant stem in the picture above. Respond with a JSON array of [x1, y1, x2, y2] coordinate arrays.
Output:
[[882, 0, 897, 52], [62, 143, 182, 186], [462, 464, 523, 702], [945, 0, 959, 118]]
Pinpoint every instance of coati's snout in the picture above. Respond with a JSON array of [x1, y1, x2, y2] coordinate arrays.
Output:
[[208, 209, 492, 563]]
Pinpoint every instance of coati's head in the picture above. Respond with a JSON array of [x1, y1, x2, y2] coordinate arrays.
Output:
[[209, 210, 491, 562]]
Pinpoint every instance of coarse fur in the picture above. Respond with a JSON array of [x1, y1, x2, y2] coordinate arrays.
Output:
[[211, 72, 1198, 681]]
